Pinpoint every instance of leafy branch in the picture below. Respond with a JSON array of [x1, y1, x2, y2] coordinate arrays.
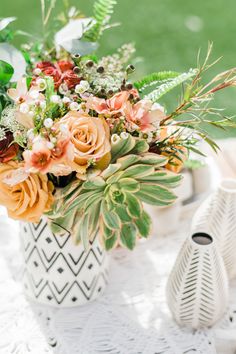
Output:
[[83, 0, 117, 42]]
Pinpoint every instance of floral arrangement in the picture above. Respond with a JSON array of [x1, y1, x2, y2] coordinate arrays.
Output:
[[0, 0, 236, 250]]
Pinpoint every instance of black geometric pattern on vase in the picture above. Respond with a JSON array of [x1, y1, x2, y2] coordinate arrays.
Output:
[[191, 178, 236, 279], [20, 216, 109, 307], [166, 232, 229, 329]]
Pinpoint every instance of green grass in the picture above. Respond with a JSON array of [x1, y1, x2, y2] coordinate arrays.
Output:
[[2, 0, 236, 137]]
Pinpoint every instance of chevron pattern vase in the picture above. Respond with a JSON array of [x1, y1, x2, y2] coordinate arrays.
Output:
[[19, 217, 109, 307], [191, 178, 236, 279], [166, 232, 228, 329]]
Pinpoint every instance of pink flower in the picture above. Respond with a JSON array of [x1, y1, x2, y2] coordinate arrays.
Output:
[[86, 91, 130, 115], [23, 141, 52, 173], [124, 100, 166, 132], [7, 78, 45, 129]]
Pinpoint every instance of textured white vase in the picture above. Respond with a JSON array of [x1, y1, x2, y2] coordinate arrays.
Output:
[[166, 232, 228, 329], [20, 217, 109, 307], [192, 178, 236, 279]]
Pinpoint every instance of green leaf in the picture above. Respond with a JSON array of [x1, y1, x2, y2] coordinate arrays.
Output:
[[139, 153, 167, 166], [78, 213, 90, 249], [122, 164, 155, 178], [129, 139, 149, 155], [117, 155, 141, 170], [119, 178, 140, 192], [139, 183, 177, 201], [111, 133, 136, 163], [84, 0, 117, 42], [0, 17, 16, 32], [120, 223, 137, 250], [125, 192, 142, 218], [101, 163, 121, 179], [0, 60, 14, 85], [134, 71, 179, 91], [0, 43, 26, 81], [115, 205, 132, 222], [101, 200, 121, 230], [83, 176, 106, 190], [138, 171, 182, 187], [135, 210, 152, 238], [135, 190, 174, 206], [103, 225, 118, 250], [106, 171, 124, 184], [88, 201, 101, 237], [145, 68, 198, 102]]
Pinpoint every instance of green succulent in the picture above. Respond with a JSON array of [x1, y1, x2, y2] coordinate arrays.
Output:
[[47, 133, 182, 250]]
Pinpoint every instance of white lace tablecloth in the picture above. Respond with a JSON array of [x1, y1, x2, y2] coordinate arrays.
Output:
[[0, 207, 236, 354]]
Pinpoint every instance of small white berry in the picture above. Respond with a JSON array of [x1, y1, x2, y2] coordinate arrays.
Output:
[[50, 95, 61, 104], [60, 124, 69, 134], [46, 141, 54, 149], [69, 102, 80, 111], [44, 118, 53, 129], [40, 100, 46, 109], [62, 97, 71, 104], [29, 90, 40, 100], [33, 68, 41, 75]]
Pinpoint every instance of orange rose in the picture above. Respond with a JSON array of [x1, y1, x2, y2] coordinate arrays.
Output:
[[58, 112, 111, 174], [0, 162, 54, 222]]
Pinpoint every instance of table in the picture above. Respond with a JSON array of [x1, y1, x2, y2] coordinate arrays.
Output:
[[1, 139, 236, 354]]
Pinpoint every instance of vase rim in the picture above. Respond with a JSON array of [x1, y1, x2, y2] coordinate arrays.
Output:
[[191, 232, 213, 247], [219, 178, 236, 193]]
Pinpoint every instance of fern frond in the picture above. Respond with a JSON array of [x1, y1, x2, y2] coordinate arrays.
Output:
[[84, 0, 117, 42], [145, 68, 198, 102], [134, 71, 179, 92]]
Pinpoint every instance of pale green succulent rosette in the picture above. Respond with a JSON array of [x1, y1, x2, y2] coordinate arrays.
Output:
[[47, 133, 182, 250]]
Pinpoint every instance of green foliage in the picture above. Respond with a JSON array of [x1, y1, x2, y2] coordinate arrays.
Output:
[[145, 69, 198, 102], [84, 0, 117, 42], [48, 134, 182, 251], [0, 60, 14, 85], [134, 71, 179, 92]]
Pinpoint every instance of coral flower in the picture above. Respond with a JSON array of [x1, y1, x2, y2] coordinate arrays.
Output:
[[0, 161, 54, 223], [23, 141, 52, 173], [86, 91, 130, 115], [57, 60, 74, 73], [124, 100, 166, 132], [36, 62, 62, 89]]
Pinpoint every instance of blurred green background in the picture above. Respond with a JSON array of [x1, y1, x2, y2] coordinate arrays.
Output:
[[2, 0, 236, 137]]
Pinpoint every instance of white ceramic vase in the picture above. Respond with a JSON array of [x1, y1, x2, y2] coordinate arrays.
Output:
[[20, 217, 109, 307], [166, 232, 228, 329], [191, 178, 236, 279]]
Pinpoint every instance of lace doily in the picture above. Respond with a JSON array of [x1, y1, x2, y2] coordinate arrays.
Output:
[[0, 207, 236, 354]]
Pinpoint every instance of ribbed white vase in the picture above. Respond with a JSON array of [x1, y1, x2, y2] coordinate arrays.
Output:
[[166, 232, 228, 329], [191, 178, 236, 279], [20, 217, 109, 307]]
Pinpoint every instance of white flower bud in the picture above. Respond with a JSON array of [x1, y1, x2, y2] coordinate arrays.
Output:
[[51, 137, 57, 144], [44, 118, 53, 129], [27, 129, 35, 140]]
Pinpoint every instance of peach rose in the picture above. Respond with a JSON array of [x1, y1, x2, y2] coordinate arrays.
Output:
[[0, 161, 54, 222], [58, 112, 111, 174]]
